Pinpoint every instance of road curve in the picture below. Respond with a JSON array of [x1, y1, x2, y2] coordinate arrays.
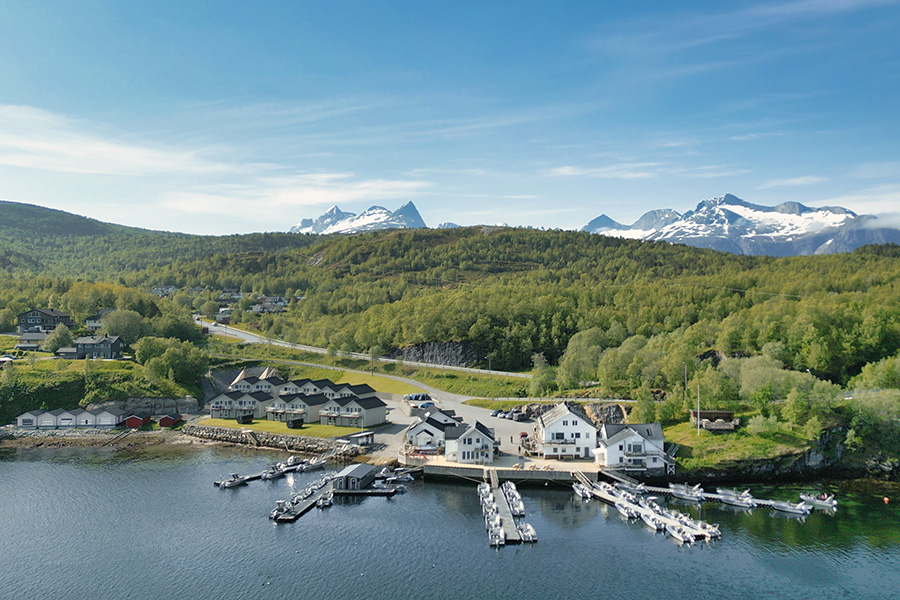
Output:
[[197, 317, 531, 379]]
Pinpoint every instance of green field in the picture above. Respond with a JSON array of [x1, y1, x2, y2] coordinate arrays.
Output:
[[201, 417, 364, 439], [664, 420, 810, 471]]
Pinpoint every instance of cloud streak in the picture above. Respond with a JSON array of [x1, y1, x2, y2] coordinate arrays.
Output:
[[758, 176, 828, 188], [0, 105, 226, 176]]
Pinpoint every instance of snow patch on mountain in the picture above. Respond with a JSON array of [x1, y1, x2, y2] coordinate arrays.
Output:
[[290, 201, 427, 234]]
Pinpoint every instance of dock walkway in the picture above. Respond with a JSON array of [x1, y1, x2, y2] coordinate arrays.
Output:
[[573, 472, 719, 542], [275, 482, 332, 523], [484, 468, 521, 544]]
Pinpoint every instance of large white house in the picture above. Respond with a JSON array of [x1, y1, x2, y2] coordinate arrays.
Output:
[[318, 395, 387, 428], [445, 421, 495, 464], [532, 403, 597, 459], [593, 423, 674, 475]]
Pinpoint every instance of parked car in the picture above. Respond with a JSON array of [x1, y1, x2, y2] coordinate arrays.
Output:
[[496, 412, 507, 419], [490, 409, 502, 417], [419, 402, 434, 409]]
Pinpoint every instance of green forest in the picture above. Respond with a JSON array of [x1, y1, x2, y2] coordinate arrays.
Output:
[[2, 201, 900, 460]]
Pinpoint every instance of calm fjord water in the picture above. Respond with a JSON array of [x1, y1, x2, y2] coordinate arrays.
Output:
[[2, 447, 899, 600]]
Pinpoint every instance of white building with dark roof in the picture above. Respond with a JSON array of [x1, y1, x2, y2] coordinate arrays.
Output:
[[593, 423, 673, 475], [445, 421, 495, 464], [532, 403, 597, 460]]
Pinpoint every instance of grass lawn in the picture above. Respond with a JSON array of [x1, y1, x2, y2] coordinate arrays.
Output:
[[665, 421, 811, 471], [201, 417, 362, 439], [209, 343, 528, 398]]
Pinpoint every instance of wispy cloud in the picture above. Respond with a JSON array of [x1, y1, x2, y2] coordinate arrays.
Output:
[[818, 184, 900, 214], [549, 163, 661, 180], [850, 161, 900, 179], [0, 104, 226, 176], [161, 172, 431, 218], [758, 175, 828, 188]]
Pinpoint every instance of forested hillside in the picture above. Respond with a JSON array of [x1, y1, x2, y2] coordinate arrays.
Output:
[[0, 200, 320, 278], [115, 228, 900, 385]]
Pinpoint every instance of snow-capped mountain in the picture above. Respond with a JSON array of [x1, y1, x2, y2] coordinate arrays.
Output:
[[583, 194, 900, 256], [290, 201, 427, 234]]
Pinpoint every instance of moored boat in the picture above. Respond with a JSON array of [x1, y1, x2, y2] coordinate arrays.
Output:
[[666, 524, 694, 544], [640, 512, 665, 531], [218, 473, 248, 488], [614, 501, 639, 519], [573, 483, 592, 499], [799, 492, 838, 509], [669, 482, 704, 502], [770, 500, 812, 516]]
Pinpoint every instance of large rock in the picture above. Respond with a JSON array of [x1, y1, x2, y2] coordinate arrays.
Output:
[[391, 341, 482, 367]]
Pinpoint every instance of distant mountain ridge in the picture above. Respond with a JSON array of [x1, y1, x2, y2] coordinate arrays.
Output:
[[290, 201, 427, 234], [582, 194, 900, 256]]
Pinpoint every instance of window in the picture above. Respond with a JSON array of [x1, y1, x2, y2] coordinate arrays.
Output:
[[574, 432, 581, 439], [563, 420, 568, 426]]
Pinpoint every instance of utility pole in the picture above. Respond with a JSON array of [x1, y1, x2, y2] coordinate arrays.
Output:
[[697, 384, 701, 437]]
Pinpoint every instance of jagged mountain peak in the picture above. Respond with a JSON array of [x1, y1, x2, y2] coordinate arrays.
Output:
[[290, 201, 427, 235], [583, 194, 897, 256]]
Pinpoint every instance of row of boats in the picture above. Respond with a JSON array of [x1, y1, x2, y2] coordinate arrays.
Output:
[[214, 456, 327, 488], [478, 482, 537, 546], [666, 482, 838, 515], [574, 480, 722, 545], [270, 473, 335, 521]]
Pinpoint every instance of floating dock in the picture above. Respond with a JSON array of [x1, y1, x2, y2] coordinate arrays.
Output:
[[274, 482, 333, 523], [573, 471, 720, 542]]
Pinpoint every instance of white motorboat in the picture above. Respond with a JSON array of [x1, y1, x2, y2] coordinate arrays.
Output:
[[640, 512, 665, 531], [614, 501, 639, 519], [770, 500, 812, 516], [799, 492, 838, 510], [218, 473, 247, 488], [573, 483, 592, 499], [669, 482, 704, 503]]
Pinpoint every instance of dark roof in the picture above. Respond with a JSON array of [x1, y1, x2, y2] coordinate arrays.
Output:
[[346, 383, 376, 395], [310, 378, 336, 388], [18, 409, 46, 417], [336, 463, 376, 480], [20, 308, 71, 318], [214, 391, 246, 401], [443, 424, 470, 440], [472, 421, 495, 440], [18, 333, 48, 341], [74, 335, 122, 345], [248, 391, 274, 401]]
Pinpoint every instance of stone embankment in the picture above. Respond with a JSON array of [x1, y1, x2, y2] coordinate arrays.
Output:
[[182, 424, 363, 459]]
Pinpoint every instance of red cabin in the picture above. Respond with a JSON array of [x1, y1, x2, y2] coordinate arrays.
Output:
[[158, 414, 183, 428], [124, 415, 150, 428]]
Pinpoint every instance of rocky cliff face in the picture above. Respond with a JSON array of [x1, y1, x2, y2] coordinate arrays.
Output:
[[391, 341, 482, 367], [86, 397, 200, 417], [678, 426, 852, 483]]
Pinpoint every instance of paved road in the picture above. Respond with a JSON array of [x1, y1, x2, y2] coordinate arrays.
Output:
[[198, 317, 530, 379]]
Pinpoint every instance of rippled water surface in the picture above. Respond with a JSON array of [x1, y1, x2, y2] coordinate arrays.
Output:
[[2, 447, 899, 600]]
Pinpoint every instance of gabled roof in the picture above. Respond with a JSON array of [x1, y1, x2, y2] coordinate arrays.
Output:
[[74, 335, 121, 345], [20, 308, 70, 318], [18, 333, 48, 341], [345, 383, 376, 395], [212, 390, 246, 402], [336, 463, 376, 480], [537, 403, 591, 429], [248, 391, 275, 402], [18, 409, 46, 418], [599, 422, 665, 447]]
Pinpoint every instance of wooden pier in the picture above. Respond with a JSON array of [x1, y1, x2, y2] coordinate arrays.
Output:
[[274, 483, 333, 523], [486, 470, 522, 544]]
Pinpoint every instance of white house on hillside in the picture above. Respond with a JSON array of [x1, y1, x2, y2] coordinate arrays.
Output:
[[532, 403, 597, 459], [593, 423, 674, 475]]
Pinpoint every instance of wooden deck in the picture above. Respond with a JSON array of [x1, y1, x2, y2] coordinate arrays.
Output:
[[274, 483, 332, 523]]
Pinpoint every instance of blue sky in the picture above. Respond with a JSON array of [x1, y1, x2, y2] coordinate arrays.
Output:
[[1, 0, 899, 234]]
